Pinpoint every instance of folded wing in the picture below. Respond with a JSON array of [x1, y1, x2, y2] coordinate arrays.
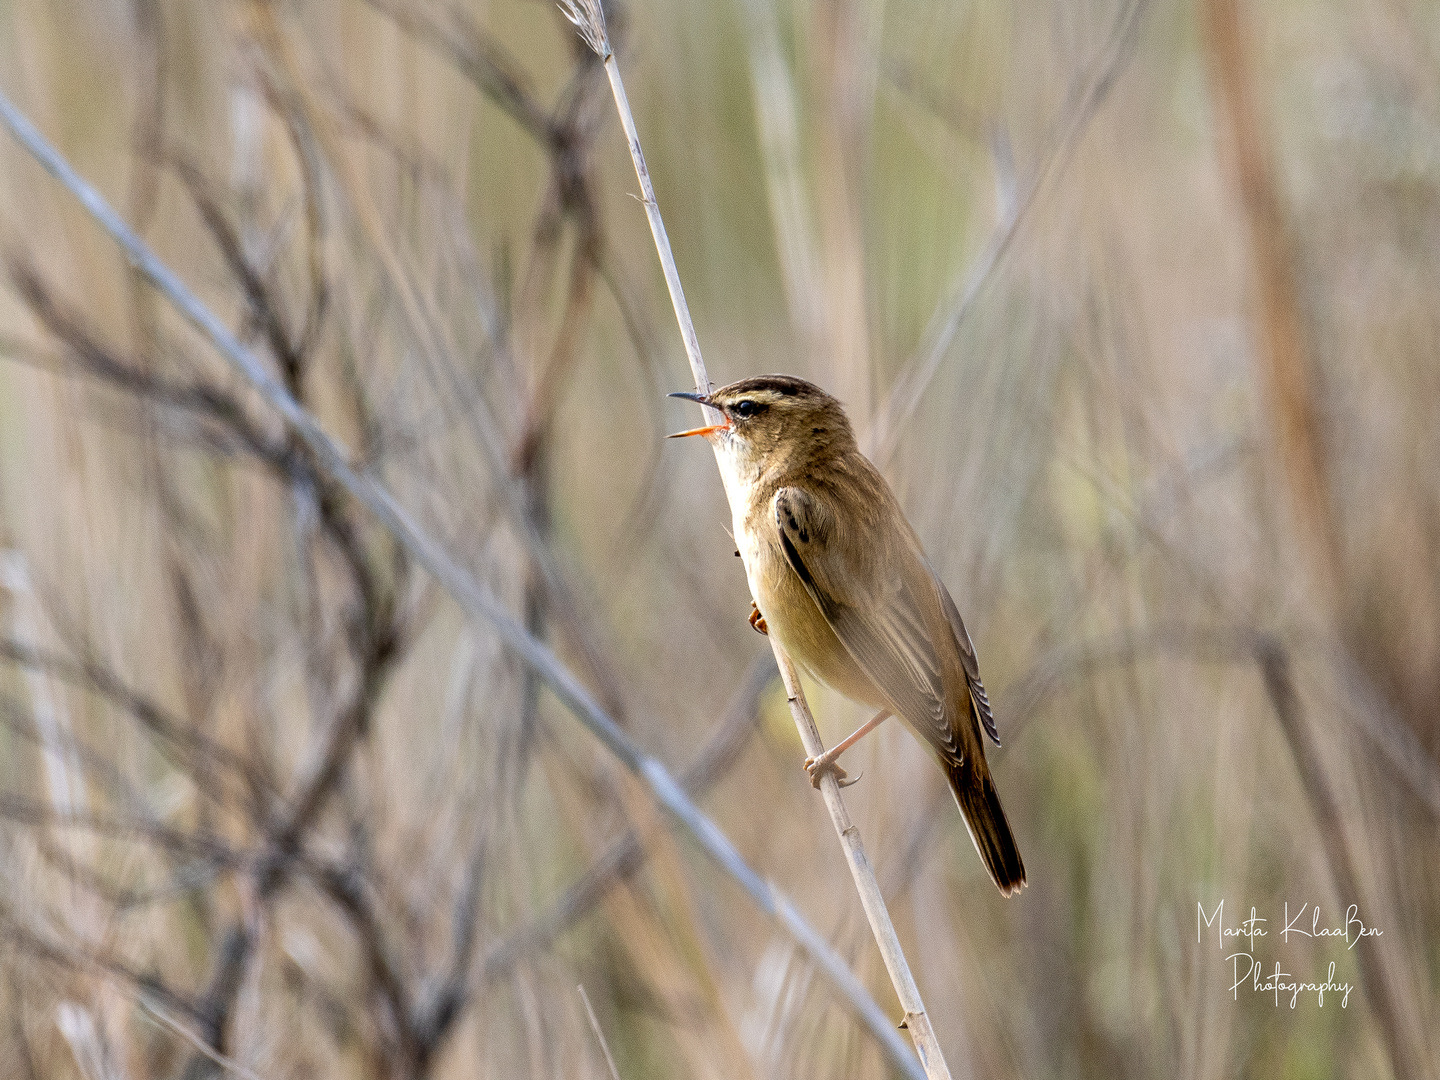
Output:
[[773, 485, 973, 766]]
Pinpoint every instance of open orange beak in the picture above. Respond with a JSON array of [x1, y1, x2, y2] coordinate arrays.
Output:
[[667, 422, 729, 439], [667, 390, 729, 439]]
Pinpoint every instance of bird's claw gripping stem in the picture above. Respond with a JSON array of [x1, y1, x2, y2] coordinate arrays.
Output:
[[804, 752, 860, 789]]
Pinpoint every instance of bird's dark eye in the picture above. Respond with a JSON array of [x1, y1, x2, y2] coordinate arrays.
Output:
[[733, 399, 759, 418]]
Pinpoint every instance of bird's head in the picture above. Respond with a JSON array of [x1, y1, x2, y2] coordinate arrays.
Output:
[[668, 375, 855, 476]]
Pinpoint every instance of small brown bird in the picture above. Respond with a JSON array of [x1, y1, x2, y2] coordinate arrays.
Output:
[[671, 374, 1025, 896]]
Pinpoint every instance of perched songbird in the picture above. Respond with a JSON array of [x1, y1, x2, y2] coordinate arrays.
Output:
[[670, 375, 1025, 895]]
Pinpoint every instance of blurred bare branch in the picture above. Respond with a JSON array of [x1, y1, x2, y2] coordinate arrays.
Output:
[[0, 634, 265, 810], [1203, 0, 1338, 601], [476, 651, 771, 991], [1254, 640, 1430, 1080], [872, 0, 1149, 462]]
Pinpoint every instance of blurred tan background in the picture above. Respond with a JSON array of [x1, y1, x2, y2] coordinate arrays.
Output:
[[0, 0, 1437, 1077]]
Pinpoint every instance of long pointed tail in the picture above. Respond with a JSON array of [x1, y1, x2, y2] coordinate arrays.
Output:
[[949, 757, 1026, 896]]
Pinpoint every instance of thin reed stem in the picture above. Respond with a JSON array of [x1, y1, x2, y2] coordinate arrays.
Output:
[[577, 985, 623, 1080], [559, 3, 954, 1077]]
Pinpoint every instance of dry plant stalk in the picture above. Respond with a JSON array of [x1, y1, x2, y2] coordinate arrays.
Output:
[[578, 984, 623, 1080], [1202, 0, 1338, 603], [560, 2, 954, 1076]]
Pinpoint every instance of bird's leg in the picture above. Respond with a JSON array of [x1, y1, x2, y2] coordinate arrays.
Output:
[[804, 710, 891, 789], [748, 600, 768, 635]]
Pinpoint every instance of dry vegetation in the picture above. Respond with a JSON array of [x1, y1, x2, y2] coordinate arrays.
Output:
[[0, 1, 1437, 1078]]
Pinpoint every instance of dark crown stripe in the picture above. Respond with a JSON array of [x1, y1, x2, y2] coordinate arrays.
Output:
[[718, 374, 822, 399]]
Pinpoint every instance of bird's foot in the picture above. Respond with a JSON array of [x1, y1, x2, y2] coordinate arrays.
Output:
[[804, 752, 860, 789], [748, 601, 768, 636]]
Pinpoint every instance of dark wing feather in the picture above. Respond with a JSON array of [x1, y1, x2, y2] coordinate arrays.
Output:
[[774, 487, 965, 764], [933, 573, 999, 746]]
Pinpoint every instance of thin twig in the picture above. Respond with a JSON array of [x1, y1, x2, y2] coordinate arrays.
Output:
[[137, 997, 272, 1080], [0, 88, 912, 1080], [1203, 0, 1338, 601], [0, 900, 209, 1028], [577, 985, 622, 1080], [558, 2, 716, 414], [0, 633, 265, 809], [870, 0, 1148, 464], [0, 794, 246, 864], [559, 5, 948, 1077], [1253, 642, 1428, 1080], [475, 650, 770, 991], [363, 0, 554, 143]]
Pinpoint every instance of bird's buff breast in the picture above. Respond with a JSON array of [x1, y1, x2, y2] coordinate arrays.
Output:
[[735, 503, 888, 711], [711, 434, 886, 708]]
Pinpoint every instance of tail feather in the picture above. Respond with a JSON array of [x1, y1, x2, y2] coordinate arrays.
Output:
[[949, 758, 1026, 896]]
